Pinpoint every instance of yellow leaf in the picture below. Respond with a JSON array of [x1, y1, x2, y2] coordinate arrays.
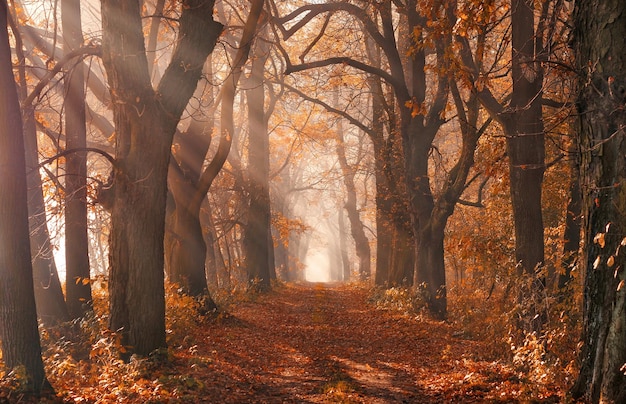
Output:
[[618, 280, 625, 291], [593, 256, 601, 269]]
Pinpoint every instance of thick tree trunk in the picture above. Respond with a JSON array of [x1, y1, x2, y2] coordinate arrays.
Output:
[[384, 132, 415, 287], [62, 0, 92, 319], [166, 55, 218, 309], [365, 25, 414, 287], [396, 0, 451, 318], [571, 0, 626, 401], [101, 0, 222, 357], [372, 125, 414, 287], [405, 121, 446, 317], [365, 35, 390, 286], [0, 3, 50, 391], [170, 206, 208, 296]]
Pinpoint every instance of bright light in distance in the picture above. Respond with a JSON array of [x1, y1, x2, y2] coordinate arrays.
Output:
[[304, 250, 330, 282]]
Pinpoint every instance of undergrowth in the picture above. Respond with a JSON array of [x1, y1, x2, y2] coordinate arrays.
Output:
[[368, 285, 427, 316], [0, 279, 212, 402], [369, 275, 581, 399]]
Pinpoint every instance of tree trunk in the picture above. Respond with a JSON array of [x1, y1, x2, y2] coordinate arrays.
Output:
[[333, 92, 371, 282], [335, 135, 371, 281], [101, 0, 222, 357], [503, 0, 547, 333], [168, 120, 214, 299], [338, 207, 351, 281], [9, 7, 69, 325], [0, 3, 51, 391], [203, 201, 219, 289], [62, 0, 92, 319], [243, 32, 273, 290], [364, 30, 409, 287], [394, 0, 451, 318], [165, 55, 218, 310], [406, 121, 445, 317], [382, 122, 414, 287], [558, 139, 582, 292], [571, 0, 626, 401]]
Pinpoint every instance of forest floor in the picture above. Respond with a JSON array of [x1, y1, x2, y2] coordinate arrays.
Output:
[[8, 282, 566, 403]]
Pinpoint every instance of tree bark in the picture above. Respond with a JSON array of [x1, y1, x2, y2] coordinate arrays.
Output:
[[335, 128, 371, 280], [101, 0, 222, 357], [8, 6, 69, 325], [243, 29, 274, 290], [366, 68, 413, 287], [457, 0, 551, 332], [62, 0, 92, 319], [506, 0, 546, 333], [0, 2, 51, 391], [571, 0, 626, 401], [558, 138, 582, 292], [400, 0, 451, 319], [168, 117, 215, 303], [338, 206, 351, 281]]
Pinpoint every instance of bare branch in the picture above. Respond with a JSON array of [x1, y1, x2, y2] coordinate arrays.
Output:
[[283, 82, 373, 137], [285, 57, 400, 90], [29, 147, 116, 175], [23, 42, 101, 108]]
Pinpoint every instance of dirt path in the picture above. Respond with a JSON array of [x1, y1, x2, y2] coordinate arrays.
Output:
[[177, 282, 557, 403]]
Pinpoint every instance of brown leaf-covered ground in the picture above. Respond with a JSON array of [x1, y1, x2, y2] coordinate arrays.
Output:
[[7, 282, 564, 403], [170, 282, 561, 403]]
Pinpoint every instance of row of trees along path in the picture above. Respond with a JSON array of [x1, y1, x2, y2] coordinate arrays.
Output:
[[147, 283, 558, 403]]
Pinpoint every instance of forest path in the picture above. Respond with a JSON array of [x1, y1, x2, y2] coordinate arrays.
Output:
[[182, 282, 552, 403]]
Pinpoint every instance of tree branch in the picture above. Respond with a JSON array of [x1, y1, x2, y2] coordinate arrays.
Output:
[[285, 57, 399, 90], [283, 82, 373, 137], [23, 42, 101, 108], [29, 147, 116, 174]]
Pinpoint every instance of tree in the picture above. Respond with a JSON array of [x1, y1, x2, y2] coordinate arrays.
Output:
[[100, 0, 222, 357], [167, 0, 265, 296], [457, 0, 570, 332], [8, 4, 70, 325], [334, 119, 371, 281], [62, 0, 92, 319], [571, 0, 626, 401], [364, 34, 414, 288], [243, 24, 276, 290], [0, 1, 51, 392]]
